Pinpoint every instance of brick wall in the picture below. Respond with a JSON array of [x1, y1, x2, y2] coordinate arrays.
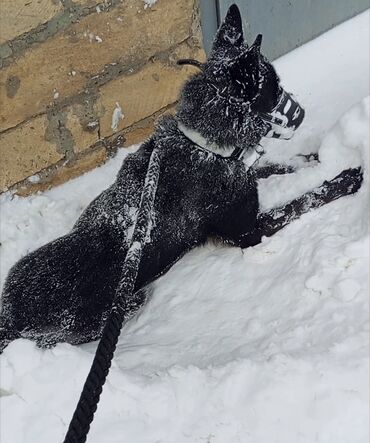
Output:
[[0, 0, 205, 194]]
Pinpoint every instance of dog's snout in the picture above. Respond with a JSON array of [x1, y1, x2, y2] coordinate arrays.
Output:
[[260, 89, 305, 140]]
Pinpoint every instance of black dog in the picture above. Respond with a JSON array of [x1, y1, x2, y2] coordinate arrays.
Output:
[[0, 5, 362, 351]]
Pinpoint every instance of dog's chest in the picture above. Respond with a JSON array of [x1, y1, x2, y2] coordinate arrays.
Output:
[[153, 150, 255, 233]]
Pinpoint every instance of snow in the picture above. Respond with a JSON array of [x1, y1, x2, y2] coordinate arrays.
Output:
[[143, 0, 157, 9], [27, 174, 41, 184], [111, 101, 124, 132], [1, 10, 369, 443]]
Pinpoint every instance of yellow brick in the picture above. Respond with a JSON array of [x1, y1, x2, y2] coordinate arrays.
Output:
[[99, 46, 204, 137], [122, 102, 177, 147], [0, 0, 63, 44], [123, 125, 156, 148], [66, 109, 100, 153], [0, 115, 63, 190], [15, 147, 108, 196], [46, 147, 107, 188], [72, 0, 100, 5], [0, 0, 195, 132]]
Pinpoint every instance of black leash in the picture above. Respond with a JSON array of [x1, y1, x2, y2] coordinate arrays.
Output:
[[63, 147, 162, 443]]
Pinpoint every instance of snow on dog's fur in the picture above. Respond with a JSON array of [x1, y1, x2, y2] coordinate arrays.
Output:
[[0, 5, 362, 351]]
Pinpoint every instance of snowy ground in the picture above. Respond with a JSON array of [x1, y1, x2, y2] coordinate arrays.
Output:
[[1, 11, 369, 443]]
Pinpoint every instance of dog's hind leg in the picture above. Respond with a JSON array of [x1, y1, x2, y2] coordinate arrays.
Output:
[[258, 167, 363, 238], [0, 226, 124, 351]]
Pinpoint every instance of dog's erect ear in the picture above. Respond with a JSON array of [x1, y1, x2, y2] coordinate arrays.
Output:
[[212, 4, 244, 53], [250, 34, 262, 54]]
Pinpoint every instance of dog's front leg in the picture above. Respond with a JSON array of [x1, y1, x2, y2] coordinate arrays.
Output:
[[257, 167, 363, 239], [254, 154, 319, 179], [219, 167, 362, 250], [255, 163, 296, 179]]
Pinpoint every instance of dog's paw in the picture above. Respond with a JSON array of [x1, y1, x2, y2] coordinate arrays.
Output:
[[293, 152, 319, 169], [324, 167, 363, 197], [297, 152, 319, 162]]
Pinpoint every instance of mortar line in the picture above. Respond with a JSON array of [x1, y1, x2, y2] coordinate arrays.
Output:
[[0, 36, 197, 136]]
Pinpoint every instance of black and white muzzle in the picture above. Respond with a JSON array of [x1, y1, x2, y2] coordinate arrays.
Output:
[[259, 89, 305, 140]]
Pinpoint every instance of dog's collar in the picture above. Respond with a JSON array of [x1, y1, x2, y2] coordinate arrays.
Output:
[[177, 122, 245, 160]]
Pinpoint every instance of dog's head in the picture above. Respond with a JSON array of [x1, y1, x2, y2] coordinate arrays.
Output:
[[177, 4, 305, 152]]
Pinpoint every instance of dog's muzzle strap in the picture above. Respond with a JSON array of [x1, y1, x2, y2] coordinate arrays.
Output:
[[259, 89, 305, 140]]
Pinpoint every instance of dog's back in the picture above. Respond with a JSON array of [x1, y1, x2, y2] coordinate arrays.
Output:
[[0, 3, 286, 350], [0, 116, 260, 350]]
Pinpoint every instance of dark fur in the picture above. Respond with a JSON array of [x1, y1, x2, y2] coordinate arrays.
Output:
[[0, 5, 362, 351]]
